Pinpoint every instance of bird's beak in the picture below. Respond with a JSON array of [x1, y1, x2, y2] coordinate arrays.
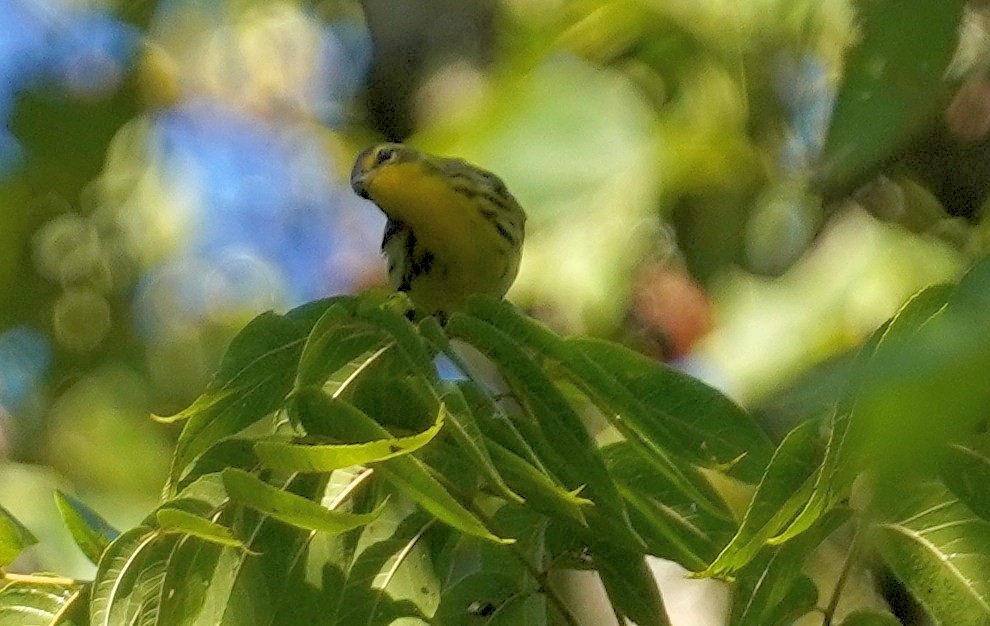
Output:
[[350, 148, 374, 199], [351, 173, 370, 199]]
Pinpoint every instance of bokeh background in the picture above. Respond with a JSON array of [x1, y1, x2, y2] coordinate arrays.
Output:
[[0, 0, 983, 578]]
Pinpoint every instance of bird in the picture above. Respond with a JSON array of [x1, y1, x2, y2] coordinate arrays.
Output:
[[350, 143, 526, 320]]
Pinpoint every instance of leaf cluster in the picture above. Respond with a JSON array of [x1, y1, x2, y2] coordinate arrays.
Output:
[[3, 254, 990, 625]]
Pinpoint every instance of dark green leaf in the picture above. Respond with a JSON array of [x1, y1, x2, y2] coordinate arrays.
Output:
[[439, 386, 523, 504], [941, 443, 990, 520], [487, 440, 590, 527], [158, 475, 326, 626], [296, 303, 390, 390], [565, 337, 773, 482], [354, 301, 436, 382], [433, 573, 530, 625], [592, 542, 670, 626], [89, 526, 176, 626], [603, 442, 731, 570], [328, 508, 436, 626], [839, 610, 902, 626], [175, 438, 261, 493], [777, 284, 954, 542], [732, 508, 850, 626], [816, 0, 968, 197], [444, 313, 636, 548]]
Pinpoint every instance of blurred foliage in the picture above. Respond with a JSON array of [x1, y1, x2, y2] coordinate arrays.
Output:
[[2, 0, 990, 623]]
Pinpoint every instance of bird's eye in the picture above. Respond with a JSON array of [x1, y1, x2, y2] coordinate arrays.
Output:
[[373, 147, 396, 167]]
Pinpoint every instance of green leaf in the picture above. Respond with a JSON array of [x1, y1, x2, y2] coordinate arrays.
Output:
[[444, 313, 635, 547], [439, 386, 523, 504], [53, 491, 119, 566], [565, 337, 773, 483], [747, 575, 818, 626], [592, 542, 671, 626], [326, 509, 436, 626], [702, 419, 823, 577], [602, 442, 731, 571], [0, 579, 88, 626], [422, 318, 552, 478], [164, 310, 315, 489], [296, 303, 390, 390], [254, 404, 445, 473], [950, 255, 990, 311], [156, 508, 244, 548], [0, 504, 37, 567], [89, 526, 176, 626], [875, 481, 990, 626], [158, 475, 329, 626], [839, 610, 902, 626], [292, 389, 511, 544], [732, 508, 850, 626], [487, 440, 591, 527], [459, 298, 733, 530], [221, 468, 383, 535], [174, 438, 261, 493], [816, 0, 968, 198], [776, 284, 954, 543], [941, 443, 990, 520], [856, 301, 990, 481], [433, 573, 527, 625], [354, 302, 437, 382]]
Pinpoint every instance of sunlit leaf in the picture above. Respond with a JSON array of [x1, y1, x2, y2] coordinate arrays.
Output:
[[702, 420, 823, 577], [164, 310, 317, 490], [156, 508, 243, 548], [776, 284, 954, 542], [255, 404, 444, 473], [292, 389, 511, 544], [89, 526, 175, 626], [875, 481, 990, 626], [0, 579, 87, 626], [0, 504, 37, 567], [222, 468, 383, 535], [54, 491, 119, 565]]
